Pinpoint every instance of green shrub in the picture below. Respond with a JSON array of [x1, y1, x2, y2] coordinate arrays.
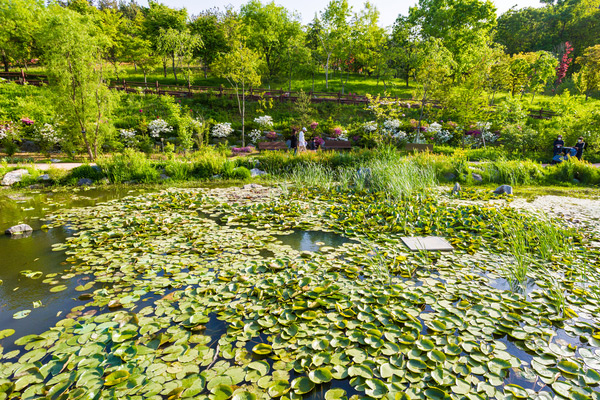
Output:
[[191, 148, 227, 178], [97, 149, 159, 183], [221, 160, 236, 179], [66, 164, 104, 182], [231, 166, 251, 180], [165, 159, 193, 181], [545, 158, 600, 185]]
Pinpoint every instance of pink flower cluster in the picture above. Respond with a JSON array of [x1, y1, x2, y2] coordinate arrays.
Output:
[[21, 118, 34, 125], [232, 146, 254, 154]]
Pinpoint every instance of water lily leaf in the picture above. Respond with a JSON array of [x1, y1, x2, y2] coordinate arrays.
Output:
[[582, 368, 600, 385], [451, 378, 471, 395], [308, 367, 333, 384], [364, 378, 388, 399], [267, 380, 289, 397], [182, 375, 206, 397], [248, 361, 270, 376], [49, 285, 68, 293], [407, 359, 427, 373], [212, 384, 233, 400], [325, 388, 346, 400], [0, 330, 15, 339], [504, 384, 528, 399], [75, 282, 94, 292], [103, 370, 130, 386], [291, 377, 314, 395], [13, 310, 31, 320], [232, 392, 256, 400], [557, 360, 580, 375], [252, 343, 272, 355], [348, 365, 373, 379], [424, 387, 448, 400]]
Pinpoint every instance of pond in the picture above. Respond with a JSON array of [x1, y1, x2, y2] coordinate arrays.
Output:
[[1, 185, 599, 400]]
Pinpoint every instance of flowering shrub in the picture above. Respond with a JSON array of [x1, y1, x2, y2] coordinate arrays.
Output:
[[393, 131, 408, 140], [363, 121, 378, 133], [211, 122, 233, 138], [248, 129, 262, 143], [266, 131, 278, 140], [383, 119, 401, 131], [253, 115, 273, 130], [314, 137, 325, 146], [148, 119, 173, 138], [21, 118, 34, 126], [310, 121, 319, 131], [37, 123, 61, 144], [0, 122, 16, 141], [120, 129, 137, 147], [428, 122, 453, 144], [232, 146, 254, 154]]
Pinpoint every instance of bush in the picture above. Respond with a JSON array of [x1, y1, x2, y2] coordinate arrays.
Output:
[[545, 158, 600, 185], [231, 166, 251, 180], [191, 148, 227, 178], [165, 159, 193, 181], [97, 149, 159, 183]]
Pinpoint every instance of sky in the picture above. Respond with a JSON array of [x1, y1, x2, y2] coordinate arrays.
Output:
[[137, 0, 544, 27]]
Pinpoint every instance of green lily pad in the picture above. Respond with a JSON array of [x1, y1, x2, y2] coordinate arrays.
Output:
[[308, 367, 333, 384], [291, 377, 314, 394]]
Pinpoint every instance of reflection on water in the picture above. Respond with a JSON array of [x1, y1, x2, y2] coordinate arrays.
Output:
[[275, 230, 356, 252], [0, 187, 150, 342]]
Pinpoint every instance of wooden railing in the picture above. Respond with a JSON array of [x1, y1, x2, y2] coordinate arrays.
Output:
[[0, 72, 560, 118]]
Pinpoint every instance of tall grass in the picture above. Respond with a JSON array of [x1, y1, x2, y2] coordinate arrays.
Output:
[[97, 149, 159, 183]]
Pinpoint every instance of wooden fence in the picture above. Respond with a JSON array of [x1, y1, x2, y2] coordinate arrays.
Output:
[[0, 72, 559, 118]]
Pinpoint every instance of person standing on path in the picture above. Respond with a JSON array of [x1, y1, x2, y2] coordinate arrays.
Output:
[[574, 137, 586, 160], [297, 127, 307, 154]]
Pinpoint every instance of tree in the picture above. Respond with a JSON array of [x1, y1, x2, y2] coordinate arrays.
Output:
[[142, 1, 187, 78], [311, 0, 352, 89], [390, 15, 420, 88], [189, 9, 229, 78], [409, 0, 497, 77], [122, 12, 157, 84], [157, 28, 201, 85], [40, 6, 113, 160], [99, 7, 127, 79], [240, 1, 305, 82], [574, 45, 600, 100], [0, 0, 45, 72], [212, 13, 262, 147], [527, 51, 558, 102], [412, 38, 455, 141]]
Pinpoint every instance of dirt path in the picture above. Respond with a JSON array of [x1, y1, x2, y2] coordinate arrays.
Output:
[[6, 163, 92, 171]]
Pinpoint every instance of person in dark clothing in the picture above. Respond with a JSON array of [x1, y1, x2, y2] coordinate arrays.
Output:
[[553, 135, 564, 155], [574, 137, 586, 160], [290, 129, 298, 155]]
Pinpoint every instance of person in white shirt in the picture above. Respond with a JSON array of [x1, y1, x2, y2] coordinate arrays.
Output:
[[297, 127, 307, 153]]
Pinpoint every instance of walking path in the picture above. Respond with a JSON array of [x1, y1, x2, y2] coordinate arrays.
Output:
[[6, 163, 94, 171]]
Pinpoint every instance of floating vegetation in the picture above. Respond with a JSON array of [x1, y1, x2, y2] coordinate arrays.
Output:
[[1, 185, 600, 400]]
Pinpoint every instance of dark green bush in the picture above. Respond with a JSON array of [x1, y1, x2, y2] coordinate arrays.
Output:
[[231, 166, 251, 180]]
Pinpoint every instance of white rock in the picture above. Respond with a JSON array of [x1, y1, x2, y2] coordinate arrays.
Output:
[[250, 168, 267, 177], [1, 169, 30, 186], [5, 224, 33, 235]]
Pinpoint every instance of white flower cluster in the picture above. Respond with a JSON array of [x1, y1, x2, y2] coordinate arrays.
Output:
[[254, 115, 273, 129], [393, 131, 408, 140], [148, 119, 173, 138], [248, 129, 262, 143], [120, 129, 137, 147], [211, 122, 233, 138], [363, 121, 378, 133], [477, 121, 498, 144], [38, 123, 61, 144], [190, 118, 203, 132], [0, 123, 16, 141], [435, 130, 453, 143], [383, 119, 401, 131]]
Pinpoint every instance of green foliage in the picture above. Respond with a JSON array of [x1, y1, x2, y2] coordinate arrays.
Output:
[[97, 149, 159, 183], [65, 164, 104, 183], [231, 166, 252, 180], [165, 159, 193, 181]]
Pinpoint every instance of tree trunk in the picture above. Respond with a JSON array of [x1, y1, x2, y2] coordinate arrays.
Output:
[[134, 62, 137, 72], [163, 59, 167, 77], [241, 80, 246, 147], [144, 70, 147, 86], [172, 52, 177, 83], [405, 71, 410, 88], [312, 72, 315, 92], [203, 64, 208, 79], [325, 53, 330, 89]]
